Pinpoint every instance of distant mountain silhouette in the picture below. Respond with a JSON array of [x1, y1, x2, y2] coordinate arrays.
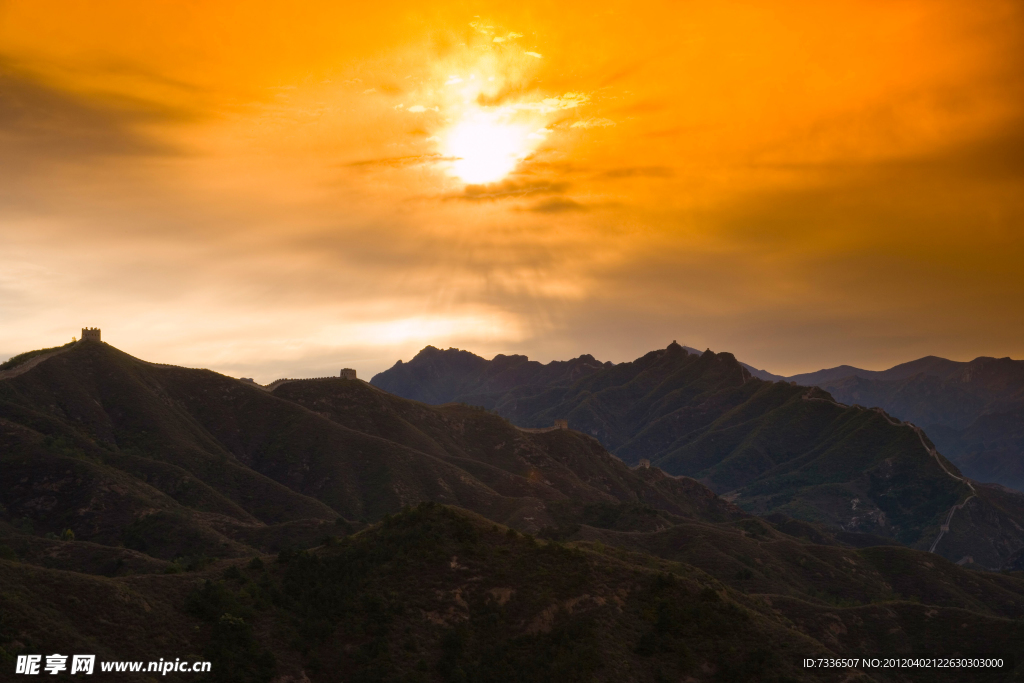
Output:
[[4, 339, 1024, 679], [0, 341, 748, 560], [373, 343, 1024, 567], [784, 355, 1024, 491], [786, 355, 968, 386]]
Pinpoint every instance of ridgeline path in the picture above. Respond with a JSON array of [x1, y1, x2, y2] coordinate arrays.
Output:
[[907, 422, 977, 554], [801, 388, 975, 554], [0, 345, 76, 382]]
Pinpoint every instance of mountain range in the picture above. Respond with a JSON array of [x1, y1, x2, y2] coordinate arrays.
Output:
[[2, 339, 1024, 681], [372, 343, 1024, 568], [370, 346, 1024, 498], [782, 356, 1024, 493]]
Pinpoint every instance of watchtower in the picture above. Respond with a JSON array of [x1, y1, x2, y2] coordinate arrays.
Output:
[[340, 368, 357, 380], [639, 459, 651, 469], [81, 328, 101, 342], [554, 419, 568, 430]]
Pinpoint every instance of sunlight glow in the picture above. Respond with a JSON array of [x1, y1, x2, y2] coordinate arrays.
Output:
[[390, 29, 590, 186], [442, 113, 536, 184], [327, 311, 527, 346]]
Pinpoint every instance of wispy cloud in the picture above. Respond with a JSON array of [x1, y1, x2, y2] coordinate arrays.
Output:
[[445, 179, 570, 201], [598, 166, 673, 179], [571, 117, 615, 129], [0, 57, 181, 161], [343, 153, 449, 169], [492, 32, 524, 44], [528, 198, 588, 213]]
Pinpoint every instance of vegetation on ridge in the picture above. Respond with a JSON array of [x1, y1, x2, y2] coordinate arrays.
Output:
[[0, 342, 75, 372], [370, 343, 1024, 567], [3, 342, 1024, 681]]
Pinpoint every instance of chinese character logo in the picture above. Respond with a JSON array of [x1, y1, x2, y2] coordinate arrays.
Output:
[[16, 654, 95, 675], [15, 655, 41, 675], [71, 655, 96, 675]]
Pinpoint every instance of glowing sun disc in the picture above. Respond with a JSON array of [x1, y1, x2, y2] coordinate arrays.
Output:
[[443, 116, 532, 184]]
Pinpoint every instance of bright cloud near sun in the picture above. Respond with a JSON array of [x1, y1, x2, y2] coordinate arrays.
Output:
[[393, 26, 590, 184]]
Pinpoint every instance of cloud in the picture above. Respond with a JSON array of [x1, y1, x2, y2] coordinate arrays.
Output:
[[469, 21, 496, 35], [527, 198, 589, 213], [492, 32, 524, 43], [598, 166, 673, 179], [2, 0, 1022, 385], [522, 92, 589, 113], [0, 58, 181, 161], [571, 118, 615, 129], [344, 153, 448, 169], [445, 179, 570, 201]]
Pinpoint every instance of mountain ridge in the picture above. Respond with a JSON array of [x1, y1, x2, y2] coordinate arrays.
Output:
[[3, 339, 1024, 681], [371, 343, 1024, 568], [779, 355, 1024, 492]]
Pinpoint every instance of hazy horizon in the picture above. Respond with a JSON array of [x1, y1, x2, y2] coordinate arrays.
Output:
[[3, 1, 1022, 383]]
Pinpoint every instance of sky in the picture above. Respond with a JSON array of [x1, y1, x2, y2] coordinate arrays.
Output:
[[1, 0, 1022, 382]]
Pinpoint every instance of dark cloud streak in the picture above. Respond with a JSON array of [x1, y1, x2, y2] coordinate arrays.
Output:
[[0, 57, 181, 162], [598, 165, 673, 179], [443, 178, 570, 201], [527, 198, 588, 213]]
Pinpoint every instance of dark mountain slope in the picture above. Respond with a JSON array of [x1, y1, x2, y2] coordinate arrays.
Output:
[[0, 345, 336, 525], [371, 343, 1024, 566], [4, 344, 1024, 679], [814, 374, 988, 430], [928, 406, 1024, 492], [272, 377, 744, 523], [558, 515, 1024, 619], [371, 345, 613, 406], [0, 343, 543, 530], [811, 356, 1024, 431], [0, 341, 747, 569], [788, 356, 967, 386], [4, 504, 1024, 682], [0, 419, 259, 560], [785, 355, 1024, 492], [0, 520, 170, 576]]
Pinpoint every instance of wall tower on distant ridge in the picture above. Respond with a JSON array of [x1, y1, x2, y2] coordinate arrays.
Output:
[[340, 368, 357, 380], [81, 328, 101, 342], [554, 419, 568, 430]]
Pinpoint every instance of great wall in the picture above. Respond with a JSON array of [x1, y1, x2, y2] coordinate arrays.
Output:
[[515, 419, 569, 434], [0, 329, 363, 395], [800, 386, 977, 557], [0, 329, 993, 563]]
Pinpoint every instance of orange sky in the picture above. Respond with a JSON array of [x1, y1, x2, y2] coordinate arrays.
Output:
[[1, 0, 1022, 380]]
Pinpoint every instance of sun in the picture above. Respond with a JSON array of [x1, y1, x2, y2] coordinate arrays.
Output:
[[442, 112, 536, 185]]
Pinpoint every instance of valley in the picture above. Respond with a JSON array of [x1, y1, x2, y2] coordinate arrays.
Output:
[[1, 340, 1023, 681]]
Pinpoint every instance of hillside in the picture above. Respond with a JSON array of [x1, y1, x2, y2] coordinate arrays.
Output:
[[784, 356, 1024, 492], [3, 341, 1024, 680], [0, 340, 745, 559], [371, 343, 1024, 567], [4, 504, 1024, 682]]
